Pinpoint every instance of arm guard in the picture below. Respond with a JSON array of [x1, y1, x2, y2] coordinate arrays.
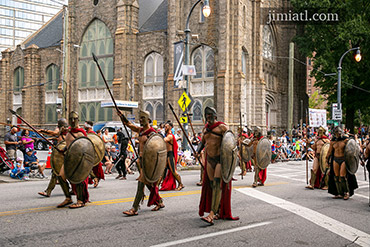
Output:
[[196, 141, 205, 154]]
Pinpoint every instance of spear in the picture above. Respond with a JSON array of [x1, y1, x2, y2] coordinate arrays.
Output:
[[8, 109, 62, 153], [168, 103, 204, 168], [92, 53, 139, 160]]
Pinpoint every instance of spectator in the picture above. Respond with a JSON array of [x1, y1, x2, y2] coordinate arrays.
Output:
[[10, 157, 27, 180], [24, 148, 47, 178], [103, 145, 114, 174], [20, 129, 34, 156], [110, 146, 119, 164], [125, 143, 135, 175], [175, 129, 182, 151], [4, 126, 20, 161], [102, 129, 113, 145], [158, 123, 166, 137], [96, 129, 102, 138]]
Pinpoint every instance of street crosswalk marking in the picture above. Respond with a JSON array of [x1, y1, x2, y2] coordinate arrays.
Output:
[[236, 188, 370, 247], [150, 221, 272, 247]]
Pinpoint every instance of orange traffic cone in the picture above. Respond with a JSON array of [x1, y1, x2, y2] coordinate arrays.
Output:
[[45, 146, 52, 169]]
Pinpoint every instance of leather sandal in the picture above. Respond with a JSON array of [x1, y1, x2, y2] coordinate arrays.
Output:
[[93, 178, 99, 188], [57, 198, 73, 208], [201, 215, 214, 225], [175, 184, 185, 191], [252, 183, 258, 188], [151, 203, 165, 211], [333, 195, 343, 199], [69, 201, 85, 209], [305, 185, 314, 190], [38, 191, 50, 197], [123, 209, 138, 216], [343, 193, 350, 200]]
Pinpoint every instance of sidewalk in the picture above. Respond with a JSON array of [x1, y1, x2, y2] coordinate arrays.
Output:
[[0, 169, 52, 183]]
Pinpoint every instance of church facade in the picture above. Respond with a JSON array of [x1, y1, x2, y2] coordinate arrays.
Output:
[[0, 0, 307, 134]]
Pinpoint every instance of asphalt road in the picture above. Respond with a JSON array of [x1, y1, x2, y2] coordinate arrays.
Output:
[[0, 160, 369, 247]]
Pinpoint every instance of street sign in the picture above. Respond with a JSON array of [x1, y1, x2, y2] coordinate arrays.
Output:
[[182, 65, 196, 76], [127, 114, 135, 121], [180, 116, 188, 124], [178, 91, 192, 112], [332, 103, 342, 121], [309, 108, 327, 127]]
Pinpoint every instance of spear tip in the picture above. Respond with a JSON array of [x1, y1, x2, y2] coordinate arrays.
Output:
[[92, 53, 98, 63], [9, 109, 16, 115]]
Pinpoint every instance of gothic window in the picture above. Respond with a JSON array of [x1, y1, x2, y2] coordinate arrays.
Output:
[[242, 51, 248, 75], [262, 25, 274, 60], [155, 103, 164, 122], [89, 104, 96, 122], [191, 46, 215, 97], [13, 67, 24, 92], [243, 6, 246, 27], [192, 101, 202, 121], [80, 105, 87, 122], [145, 103, 153, 119], [79, 19, 113, 88], [143, 52, 164, 99], [45, 105, 57, 124], [46, 64, 60, 91]]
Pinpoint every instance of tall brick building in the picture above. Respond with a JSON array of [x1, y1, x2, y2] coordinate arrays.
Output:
[[0, 0, 307, 135]]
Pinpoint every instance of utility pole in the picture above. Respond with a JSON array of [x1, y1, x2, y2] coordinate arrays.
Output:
[[288, 42, 294, 137]]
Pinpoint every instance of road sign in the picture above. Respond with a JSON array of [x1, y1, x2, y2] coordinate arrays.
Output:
[[332, 103, 342, 121], [180, 116, 188, 124], [178, 91, 192, 112], [182, 65, 196, 76]]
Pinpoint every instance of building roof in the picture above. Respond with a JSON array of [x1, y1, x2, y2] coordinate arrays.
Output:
[[138, 0, 164, 28], [23, 9, 64, 49], [140, 0, 168, 33]]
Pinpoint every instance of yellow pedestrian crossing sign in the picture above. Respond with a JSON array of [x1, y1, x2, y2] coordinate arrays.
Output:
[[180, 116, 188, 124], [178, 92, 191, 112]]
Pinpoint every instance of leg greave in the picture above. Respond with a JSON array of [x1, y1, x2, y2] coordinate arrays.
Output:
[[211, 178, 222, 214]]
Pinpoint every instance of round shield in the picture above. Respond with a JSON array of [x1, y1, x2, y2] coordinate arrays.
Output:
[[319, 143, 330, 173], [64, 137, 96, 184], [142, 133, 167, 184], [241, 138, 253, 162], [256, 137, 271, 169], [345, 139, 359, 175], [220, 130, 238, 183], [87, 133, 105, 166], [50, 141, 66, 176]]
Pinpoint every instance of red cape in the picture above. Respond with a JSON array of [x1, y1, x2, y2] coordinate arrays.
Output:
[[160, 134, 178, 191], [205, 121, 225, 131], [69, 127, 87, 136], [140, 127, 157, 136], [71, 177, 89, 203], [87, 130, 96, 134]]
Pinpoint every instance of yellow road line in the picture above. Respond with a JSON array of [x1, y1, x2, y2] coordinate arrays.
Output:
[[0, 181, 288, 217]]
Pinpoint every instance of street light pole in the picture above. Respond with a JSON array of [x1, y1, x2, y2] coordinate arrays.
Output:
[[337, 47, 361, 126], [182, 0, 210, 150]]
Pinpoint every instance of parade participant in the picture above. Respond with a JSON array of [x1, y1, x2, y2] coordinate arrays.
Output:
[[238, 127, 252, 176], [84, 121, 105, 188], [306, 126, 330, 190], [197, 107, 238, 225], [160, 121, 184, 191], [119, 110, 164, 216], [326, 127, 358, 200], [248, 127, 267, 187], [38, 119, 69, 197], [58, 111, 89, 209]]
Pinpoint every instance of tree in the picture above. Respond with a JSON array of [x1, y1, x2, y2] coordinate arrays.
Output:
[[309, 91, 326, 109], [291, 0, 370, 132]]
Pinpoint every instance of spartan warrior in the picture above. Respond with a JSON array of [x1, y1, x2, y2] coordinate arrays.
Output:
[[306, 126, 330, 190], [248, 126, 269, 187], [38, 118, 69, 197], [326, 127, 358, 200], [197, 106, 238, 225], [159, 121, 184, 191], [119, 110, 165, 216]]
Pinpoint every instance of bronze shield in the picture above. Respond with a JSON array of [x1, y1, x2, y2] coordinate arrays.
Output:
[[345, 139, 360, 175], [241, 138, 253, 162], [50, 141, 66, 176], [319, 143, 330, 173], [220, 130, 238, 183], [256, 137, 271, 169], [87, 133, 105, 166], [142, 133, 167, 184], [64, 137, 95, 184]]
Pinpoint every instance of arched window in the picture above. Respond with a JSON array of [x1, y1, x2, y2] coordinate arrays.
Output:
[[191, 46, 215, 97], [263, 25, 274, 60], [242, 50, 248, 75], [89, 104, 96, 122], [192, 101, 202, 121], [45, 105, 57, 124], [46, 64, 60, 91], [155, 103, 163, 122], [80, 105, 87, 122], [145, 103, 153, 119], [243, 6, 246, 27], [14, 67, 24, 92], [143, 52, 164, 99], [79, 19, 113, 88]]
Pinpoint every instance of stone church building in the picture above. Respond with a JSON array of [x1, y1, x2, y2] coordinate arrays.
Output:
[[0, 0, 307, 134]]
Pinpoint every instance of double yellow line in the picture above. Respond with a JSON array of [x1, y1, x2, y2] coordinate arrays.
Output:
[[0, 182, 287, 217]]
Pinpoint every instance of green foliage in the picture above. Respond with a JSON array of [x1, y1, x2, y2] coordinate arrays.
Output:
[[291, 0, 370, 129], [308, 91, 326, 109]]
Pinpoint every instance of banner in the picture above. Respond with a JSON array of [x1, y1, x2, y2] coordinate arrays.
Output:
[[309, 108, 327, 127], [173, 41, 184, 88]]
